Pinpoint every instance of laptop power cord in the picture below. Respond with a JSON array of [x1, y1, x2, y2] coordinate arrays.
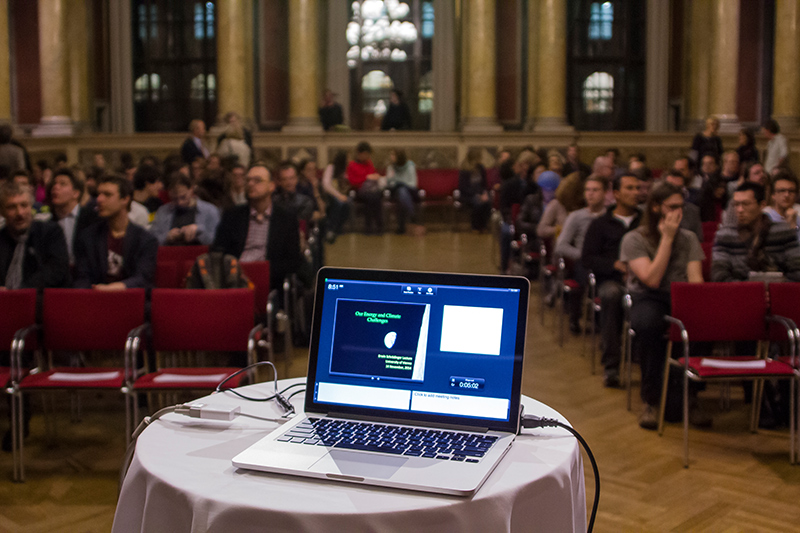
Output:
[[521, 414, 600, 533]]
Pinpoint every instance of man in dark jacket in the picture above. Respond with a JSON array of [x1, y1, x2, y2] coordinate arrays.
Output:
[[212, 163, 301, 292], [0, 182, 69, 289], [73, 175, 157, 290], [581, 174, 642, 388]]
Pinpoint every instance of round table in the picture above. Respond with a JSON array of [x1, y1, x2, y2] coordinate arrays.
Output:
[[113, 379, 586, 532]]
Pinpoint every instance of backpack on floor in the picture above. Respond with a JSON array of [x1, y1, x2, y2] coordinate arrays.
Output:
[[185, 252, 253, 290]]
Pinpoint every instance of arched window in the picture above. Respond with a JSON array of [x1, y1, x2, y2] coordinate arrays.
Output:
[[583, 72, 614, 113], [588, 2, 613, 40]]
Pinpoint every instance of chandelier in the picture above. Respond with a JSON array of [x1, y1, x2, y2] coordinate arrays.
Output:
[[347, 0, 418, 68]]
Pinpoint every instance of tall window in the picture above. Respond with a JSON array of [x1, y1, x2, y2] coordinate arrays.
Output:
[[588, 2, 613, 40], [347, 0, 434, 130], [133, 1, 218, 132]]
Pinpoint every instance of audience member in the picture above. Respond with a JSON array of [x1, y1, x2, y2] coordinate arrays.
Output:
[[662, 169, 703, 241], [557, 155, 613, 213], [690, 116, 723, 166], [347, 142, 383, 234], [319, 89, 345, 131], [73, 175, 157, 290], [563, 143, 591, 178], [132, 165, 164, 225], [47, 168, 99, 266], [217, 120, 252, 167], [698, 174, 728, 223], [764, 171, 800, 241], [150, 173, 220, 246], [216, 111, 254, 154], [385, 149, 421, 235], [33, 160, 51, 204], [381, 89, 412, 131], [555, 175, 608, 333], [0, 181, 69, 289], [225, 164, 248, 207], [321, 151, 352, 242], [620, 182, 705, 429], [581, 174, 642, 388], [0, 124, 25, 175], [212, 163, 301, 291], [274, 161, 315, 223], [737, 127, 759, 166], [762, 119, 788, 175], [547, 150, 565, 176], [458, 148, 491, 232], [719, 150, 740, 183], [181, 119, 209, 164], [723, 162, 771, 225], [712, 182, 800, 282], [195, 167, 227, 208]]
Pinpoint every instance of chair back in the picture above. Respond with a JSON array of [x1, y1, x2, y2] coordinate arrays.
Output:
[[669, 282, 766, 342], [155, 261, 179, 288], [150, 289, 254, 352], [0, 289, 37, 347], [156, 246, 210, 288], [156, 245, 209, 263], [42, 289, 147, 351], [240, 261, 270, 315], [702, 221, 719, 243], [768, 282, 800, 337], [700, 241, 713, 281]]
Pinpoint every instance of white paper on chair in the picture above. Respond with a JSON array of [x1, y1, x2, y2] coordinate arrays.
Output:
[[699, 358, 766, 369], [152, 373, 229, 383], [49, 371, 121, 382]]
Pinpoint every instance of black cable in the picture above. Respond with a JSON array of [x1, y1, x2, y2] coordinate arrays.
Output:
[[522, 415, 600, 533], [286, 387, 306, 401]]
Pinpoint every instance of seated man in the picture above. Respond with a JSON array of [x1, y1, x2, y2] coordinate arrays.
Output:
[[212, 163, 301, 292], [273, 160, 315, 223], [73, 175, 158, 290], [555, 175, 607, 333], [132, 164, 163, 225], [712, 182, 800, 282], [150, 173, 220, 246], [0, 181, 69, 289], [47, 168, 99, 267], [763, 171, 800, 242], [581, 174, 642, 388], [347, 142, 383, 234]]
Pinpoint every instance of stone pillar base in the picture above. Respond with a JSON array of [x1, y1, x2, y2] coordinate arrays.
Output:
[[32, 116, 75, 137], [281, 116, 323, 134], [533, 116, 574, 133], [715, 114, 740, 135], [774, 116, 800, 134], [462, 116, 503, 133]]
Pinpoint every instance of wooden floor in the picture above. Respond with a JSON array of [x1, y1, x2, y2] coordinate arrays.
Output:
[[2, 231, 800, 532]]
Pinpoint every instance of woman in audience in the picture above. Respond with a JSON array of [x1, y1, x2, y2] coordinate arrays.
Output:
[[547, 150, 565, 177], [690, 116, 723, 167], [347, 142, 383, 235], [458, 148, 491, 232], [385, 149, 422, 235], [736, 127, 759, 166], [322, 151, 352, 243], [216, 122, 252, 167], [620, 182, 704, 430]]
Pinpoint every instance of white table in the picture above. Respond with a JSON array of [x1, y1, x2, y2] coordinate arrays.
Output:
[[113, 379, 586, 532]]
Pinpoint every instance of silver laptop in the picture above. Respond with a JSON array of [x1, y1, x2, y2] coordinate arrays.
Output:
[[232, 267, 529, 496]]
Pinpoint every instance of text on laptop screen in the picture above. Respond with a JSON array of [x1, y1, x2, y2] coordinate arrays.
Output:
[[311, 277, 522, 423]]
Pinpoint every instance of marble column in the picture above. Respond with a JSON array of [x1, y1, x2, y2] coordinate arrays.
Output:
[[524, 0, 537, 130], [431, 0, 456, 131], [109, 0, 134, 133], [0, 0, 10, 123], [686, 0, 711, 132], [773, 0, 800, 133], [534, 0, 571, 132], [462, 0, 502, 133], [217, 0, 249, 123], [645, 0, 669, 132], [33, 0, 74, 135], [708, 0, 739, 133], [68, 0, 92, 129], [283, 0, 323, 132]]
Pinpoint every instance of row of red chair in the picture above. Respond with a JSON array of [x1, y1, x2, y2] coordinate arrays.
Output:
[[2, 287, 269, 482]]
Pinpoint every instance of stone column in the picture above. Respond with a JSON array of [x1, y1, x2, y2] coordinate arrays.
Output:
[[645, 0, 670, 132], [773, 0, 800, 133], [0, 0, 10, 123], [534, 0, 571, 132], [686, 0, 711, 132], [283, 0, 323, 132], [326, 0, 350, 128], [708, 0, 739, 133], [217, 0, 249, 123], [109, 0, 134, 133], [68, 0, 92, 129], [33, 0, 74, 135], [462, 0, 502, 132], [524, 0, 537, 130], [431, 0, 456, 131]]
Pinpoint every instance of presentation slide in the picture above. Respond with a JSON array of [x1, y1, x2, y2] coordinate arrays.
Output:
[[330, 299, 430, 381], [439, 305, 503, 356]]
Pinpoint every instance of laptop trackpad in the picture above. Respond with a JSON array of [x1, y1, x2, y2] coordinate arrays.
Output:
[[310, 450, 407, 480]]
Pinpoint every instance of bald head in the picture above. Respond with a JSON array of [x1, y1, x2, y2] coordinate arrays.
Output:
[[593, 156, 614, 179]]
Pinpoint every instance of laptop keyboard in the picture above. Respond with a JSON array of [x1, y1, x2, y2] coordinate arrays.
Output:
[[277, 417, 499, 463]]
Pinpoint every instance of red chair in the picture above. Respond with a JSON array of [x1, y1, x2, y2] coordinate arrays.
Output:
[[702, 221, 719, 244], [156, 245, 210, 264], [127, 289, 261, 432], [700, 241, 714, 281], [13, 289, 146, 481], [766, 282, 800, 463], [1, 289, 38, 482], [240, 261, 291, 366], [156, 245, 210, 288], [155, 261, 180, 288], [660, 282, 796, 467]]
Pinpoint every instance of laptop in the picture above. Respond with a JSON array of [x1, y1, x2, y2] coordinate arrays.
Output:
[[232, 267, 529, 496]]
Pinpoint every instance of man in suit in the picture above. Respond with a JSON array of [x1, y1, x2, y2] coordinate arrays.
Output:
[[73, 175, 158, 290], [212, 163, 301, 291], [0, 181, 69, 289], [180, 119, 209, 165], [48, 168, 98, 267]]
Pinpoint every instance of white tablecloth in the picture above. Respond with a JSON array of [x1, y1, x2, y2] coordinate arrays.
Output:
[[113, 379, 586, 532]]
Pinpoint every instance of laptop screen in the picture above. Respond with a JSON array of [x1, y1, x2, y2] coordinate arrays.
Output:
[[305, 267, 529, 433]]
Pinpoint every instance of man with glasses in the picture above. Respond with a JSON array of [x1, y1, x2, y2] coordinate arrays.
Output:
[[764, 172, 800, 241], [150, 173, 220, 246], [712, 182, 800, 282]]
